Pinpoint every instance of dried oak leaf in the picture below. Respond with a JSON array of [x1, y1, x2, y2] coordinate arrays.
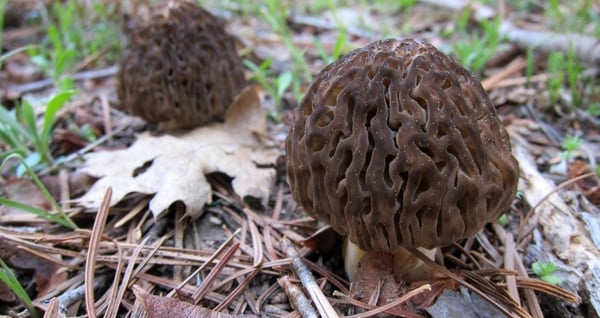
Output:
[[76, 87, 278, 219], [133, 285, 257, 318]]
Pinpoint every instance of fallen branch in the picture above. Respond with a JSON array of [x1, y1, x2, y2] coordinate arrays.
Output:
[[420, 0, 600, 65]]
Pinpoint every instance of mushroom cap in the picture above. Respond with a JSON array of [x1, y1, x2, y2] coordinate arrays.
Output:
[[286, 38, 519, 252], [117, 1, 246, 129]]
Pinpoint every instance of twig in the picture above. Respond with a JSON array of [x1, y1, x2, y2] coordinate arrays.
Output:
[[278, 275, 319, 318], [282, 239, 339, 317], [481, 57, 526, 91], [56, 275, 108, 314], [7, 66, 118, 96], [420, 0, 600, 65]]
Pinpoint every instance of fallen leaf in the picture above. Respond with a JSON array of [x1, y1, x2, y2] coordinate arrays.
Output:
[[76, 86, 278, 219], [133, 285, 257, 318], [567, 160, 600, 205]]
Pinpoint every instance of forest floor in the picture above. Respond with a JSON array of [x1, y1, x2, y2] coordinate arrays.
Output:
[[0, 1, 599, 317]]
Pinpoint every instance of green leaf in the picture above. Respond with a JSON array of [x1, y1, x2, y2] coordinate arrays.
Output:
[[0, 258, 38, 317], [0, 106, 32, 144], [19, 100, 42, 152], [541, 274, 563, 285], [1, 154, 77, 229], [532, 261, 557, 277], [497, 214, 508, 226], [41, 90, 76, 143], [276, 72, 292, 98], [0, 197, 75, 229]]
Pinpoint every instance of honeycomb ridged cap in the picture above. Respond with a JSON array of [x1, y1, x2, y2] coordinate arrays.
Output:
[[286, 38, 519, 252], [117, 1, 246, 129]]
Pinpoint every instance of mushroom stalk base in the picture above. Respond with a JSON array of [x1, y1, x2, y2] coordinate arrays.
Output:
[[344, 239, 437, 282]]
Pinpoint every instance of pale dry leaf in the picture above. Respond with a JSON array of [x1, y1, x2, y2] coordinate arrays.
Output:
[[76, 86, 278, 219]]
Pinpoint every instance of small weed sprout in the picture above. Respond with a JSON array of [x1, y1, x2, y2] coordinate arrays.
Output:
[[27, 0, 124, 88], [0, 90, 76, 174], [257, 0, 312, 102], [244, 59, 292, 120], [546, 52, 565, 105], [0, 154, 77, 228], [497, 214, 508, 226], [546, 49, 584, 110], [532, 261, 563, 285], [452, 15, 502, 73], [561, 134, 582, 161], [588, 103, 600, 117], [313, 29, 349, 65]]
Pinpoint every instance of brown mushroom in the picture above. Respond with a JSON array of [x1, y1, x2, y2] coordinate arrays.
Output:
[[117, 1, 246, 130], [285, 38, 519, 282]]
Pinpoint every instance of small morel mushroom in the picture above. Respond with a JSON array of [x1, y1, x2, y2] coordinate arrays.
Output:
[[285, 38, 519, 282], [117, 1, 246, 129]]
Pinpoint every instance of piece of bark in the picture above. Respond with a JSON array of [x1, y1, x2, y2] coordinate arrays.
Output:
[[509, 126, 600, 317]]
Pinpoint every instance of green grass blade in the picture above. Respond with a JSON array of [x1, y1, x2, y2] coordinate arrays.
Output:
[[41, 90, 76, 145], [0, 197, 75, 228], [0, 106, 33, 144], [19, 100, 43, 155], [0, 154, 77, 229], [0, 258, 38, 318]]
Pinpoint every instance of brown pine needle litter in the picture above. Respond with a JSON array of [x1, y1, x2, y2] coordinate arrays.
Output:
[[0, 161, 581, 317]]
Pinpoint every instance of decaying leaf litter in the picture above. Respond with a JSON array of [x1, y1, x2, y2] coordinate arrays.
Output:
[[0, 0, 599, 317]]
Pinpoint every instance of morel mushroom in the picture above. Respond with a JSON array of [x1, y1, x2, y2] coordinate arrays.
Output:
[[117, 1, 246, 129], [286, 38, 519, 282]]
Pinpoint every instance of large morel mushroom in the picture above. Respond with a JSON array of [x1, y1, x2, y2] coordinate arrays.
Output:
[[117, 1, 246, 129], [286, 38, 519, 280]]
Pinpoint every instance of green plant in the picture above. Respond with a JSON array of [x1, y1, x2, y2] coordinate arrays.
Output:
[[0, 0, 6, 54], [27, 0, 124, 88], [544, 46, 584, 110], [313, 29, 349, 64], [565, 46, 584, 107], [532, 261, 562, 285], [497, 214, 508, 226], [0, 154, 77, 229], [561, 134, 582, 161], [0, 258, 38, 318], [525, 48, 535, 85], [546, 0, 595, 34], [0, 90, 76, 173], [588, 103, 600, 117], [257, 0, 312, 102], [546, 51, 565, 105], [452, 16, 502, 73], [244, 59, 292, 119]]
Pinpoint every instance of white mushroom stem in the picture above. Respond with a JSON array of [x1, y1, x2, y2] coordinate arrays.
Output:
[[344, 239, 438, 282]]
